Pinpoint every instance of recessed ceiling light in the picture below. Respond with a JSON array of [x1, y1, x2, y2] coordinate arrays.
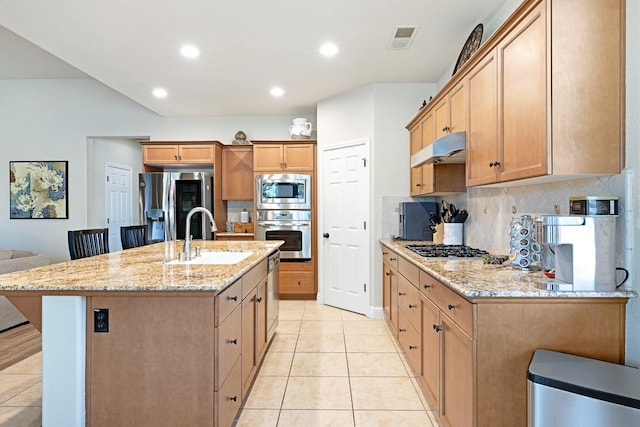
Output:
[[270, 87, 285, 97], [180, 44, 200, 59], [319, 43, 339, 57], [152, 88, 168, 98]]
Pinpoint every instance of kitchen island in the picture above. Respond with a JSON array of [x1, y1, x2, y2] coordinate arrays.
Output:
[[0, 240, 282, 427], [380, 238, 635, 427]]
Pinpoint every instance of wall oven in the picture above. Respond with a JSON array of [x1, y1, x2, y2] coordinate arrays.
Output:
[[256, 174, 311, 210], [256, 210, 311, 260]]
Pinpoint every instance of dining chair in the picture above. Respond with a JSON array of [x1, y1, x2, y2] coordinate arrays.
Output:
[[120, 225, 147, 250], [67, 228, 110, 260]]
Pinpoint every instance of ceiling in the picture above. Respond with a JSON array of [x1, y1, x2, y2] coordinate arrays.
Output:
[[0, 0, 510, 117]]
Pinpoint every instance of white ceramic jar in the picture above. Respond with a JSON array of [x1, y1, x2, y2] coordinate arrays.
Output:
[[289, 118, 313, 139]]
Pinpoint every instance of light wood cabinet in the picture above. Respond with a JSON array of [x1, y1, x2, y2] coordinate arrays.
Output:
[[410, 0, 624, 188], [142, 142, 215, 166], [241, 260, 268, 397], [252, 141, 315, 172], [408, 110, 466, 196], [222, 146, 253, 200], [381, 244, 628, 427], [465, 51, 499, 187]]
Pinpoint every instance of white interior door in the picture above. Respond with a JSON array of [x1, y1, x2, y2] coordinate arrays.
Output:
[[105, 163, 132, 252], [321, 140, 370, 315]]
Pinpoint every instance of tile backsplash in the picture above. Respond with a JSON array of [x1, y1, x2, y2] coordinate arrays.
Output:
[[382, 173, 631, 286]]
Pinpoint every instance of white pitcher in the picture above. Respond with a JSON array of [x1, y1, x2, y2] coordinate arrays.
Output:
[[289, 118, 313, 139]]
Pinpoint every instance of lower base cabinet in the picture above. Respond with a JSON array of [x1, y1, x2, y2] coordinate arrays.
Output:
[[381, 245, 628, 427], [279, 260, 316, 299], [86, 259, 272, 427]]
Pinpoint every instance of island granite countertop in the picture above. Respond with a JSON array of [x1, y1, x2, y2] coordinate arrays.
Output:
[[0, 240, 282, 293], [380, 239, 636, 300]]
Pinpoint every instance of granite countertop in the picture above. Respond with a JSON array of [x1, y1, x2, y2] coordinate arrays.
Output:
[[0, 241, 282, 293], [380, 239, 636, 300]]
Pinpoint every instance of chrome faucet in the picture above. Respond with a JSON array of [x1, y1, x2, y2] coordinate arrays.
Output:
[[183, 207, 217, 260]]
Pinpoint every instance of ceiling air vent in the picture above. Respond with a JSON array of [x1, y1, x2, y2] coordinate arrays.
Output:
[[389, 25, 419, 49]]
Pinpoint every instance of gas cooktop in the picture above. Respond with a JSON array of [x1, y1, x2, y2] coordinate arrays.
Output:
[[406, 244, 489, 258]]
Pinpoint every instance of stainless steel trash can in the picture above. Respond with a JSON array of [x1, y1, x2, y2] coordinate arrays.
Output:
[[527, 349, 640, 427]]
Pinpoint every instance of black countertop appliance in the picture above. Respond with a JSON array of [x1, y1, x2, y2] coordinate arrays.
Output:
[[399, 201, 438, 240]]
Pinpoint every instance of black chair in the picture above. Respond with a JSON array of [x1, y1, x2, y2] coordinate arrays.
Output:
[[68, 228, 110, 260], [120, 225, 147, 250]]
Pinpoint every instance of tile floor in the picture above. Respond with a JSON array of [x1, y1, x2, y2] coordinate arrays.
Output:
[[236, 300, 437, 427], [0, 300, 437, 427]]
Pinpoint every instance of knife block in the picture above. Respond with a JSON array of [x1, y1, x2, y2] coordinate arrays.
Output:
[[433, 223, 444, 244]]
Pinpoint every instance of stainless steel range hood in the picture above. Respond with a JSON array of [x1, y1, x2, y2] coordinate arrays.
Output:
[[410, 131, 466, 167]]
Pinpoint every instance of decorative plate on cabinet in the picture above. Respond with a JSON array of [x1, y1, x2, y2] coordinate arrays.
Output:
[[452, 23, 483, 76]]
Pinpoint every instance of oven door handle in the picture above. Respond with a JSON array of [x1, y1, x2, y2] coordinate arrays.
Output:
[[257, 222, 310, 227]]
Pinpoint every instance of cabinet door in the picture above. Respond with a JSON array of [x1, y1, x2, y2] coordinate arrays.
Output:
[[434, 98, 450, 140], [256, 279, 268, 361], [383, 261, 391, 321], [143, 145, 180, 164], [449, 82, 466, 134], [421, 296, 440, 408], [409, 124, 423, 196], [283, 144, 315, 171], [419, 113, 436, 194], [178, 144, 214, 163], [241, 289, 256, 398], [499, 2, 547, 182], [440, 314, 473, 427], [466, 51, 499, 186], [253, 144, 284, 171], [222, 147, 254, 200]]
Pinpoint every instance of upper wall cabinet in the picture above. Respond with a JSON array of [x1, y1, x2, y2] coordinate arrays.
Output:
[[222, 146, 253, 200], [466, 0, 624, 186], [252, 141, 316, 172], [409, 0, 624, 189], [141, 142, 218, 167]]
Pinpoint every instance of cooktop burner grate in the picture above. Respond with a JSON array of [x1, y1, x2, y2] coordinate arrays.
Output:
[[405, 244, 489, 258]]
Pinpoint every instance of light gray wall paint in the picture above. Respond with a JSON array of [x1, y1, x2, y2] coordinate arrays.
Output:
[[0, 78, 315, 262], [317, 83, 434, 312]]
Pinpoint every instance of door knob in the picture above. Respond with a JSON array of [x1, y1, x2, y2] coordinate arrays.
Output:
[[323, 233, 330, 238]]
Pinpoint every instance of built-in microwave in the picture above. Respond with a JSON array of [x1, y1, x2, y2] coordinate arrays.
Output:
[[256, 173, 311, 210]]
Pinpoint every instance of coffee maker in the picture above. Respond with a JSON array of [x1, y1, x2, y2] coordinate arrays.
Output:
[[535, 215, 617, 291]]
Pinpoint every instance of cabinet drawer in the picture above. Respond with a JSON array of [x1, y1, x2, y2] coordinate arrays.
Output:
[[420, 270, 473, 336], [398, 310, 421, 375], [242, 259, 267, 299], [398, 256, 419, 285], [382, 249, 398, 270], [216, 279, 242, 326], [215, 306, 242, 389], [280, 271, 315, 294], [215, 356, 242, 427], [397, 275, 421, 330]]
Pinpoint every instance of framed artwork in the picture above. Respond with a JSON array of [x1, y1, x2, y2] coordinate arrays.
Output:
[[9, 161, 68, 219]]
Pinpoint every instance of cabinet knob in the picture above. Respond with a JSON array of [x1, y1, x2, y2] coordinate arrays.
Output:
[[398, 292, 406, 296], [257, 297, 263, 303], [433, 324, 443, 332], [409, 345, 418, 350], [323, 233, 330, 238], [385, 272, 390, 276], [174, 155, 178, 160], [399, 328, 406, 333], [229, 396, 238, 402], [390, 257, 396, 261], [409, 304, 417, 309], [227, 296, 238, 301], [228, 338, 238, 345], [442, 126, 450, 133], [447, 304, 455, 310], [489, 161, 501, 167], [416, 183, 422, 187], [423, 284, 431, 289]]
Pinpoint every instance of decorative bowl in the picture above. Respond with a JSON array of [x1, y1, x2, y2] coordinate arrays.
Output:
[[482, 254, 510, 265]]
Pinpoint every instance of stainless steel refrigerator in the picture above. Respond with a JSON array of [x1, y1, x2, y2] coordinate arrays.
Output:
[[139, 172, 214, 242]]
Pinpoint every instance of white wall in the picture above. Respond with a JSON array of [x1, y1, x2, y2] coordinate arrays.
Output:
[[317, 83, 434, 311], [0, 78, 315, 262]]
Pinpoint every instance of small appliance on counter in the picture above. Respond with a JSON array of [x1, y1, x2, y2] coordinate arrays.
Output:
[[535, 213, 618, 291], [399, 201, 438, 240]]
